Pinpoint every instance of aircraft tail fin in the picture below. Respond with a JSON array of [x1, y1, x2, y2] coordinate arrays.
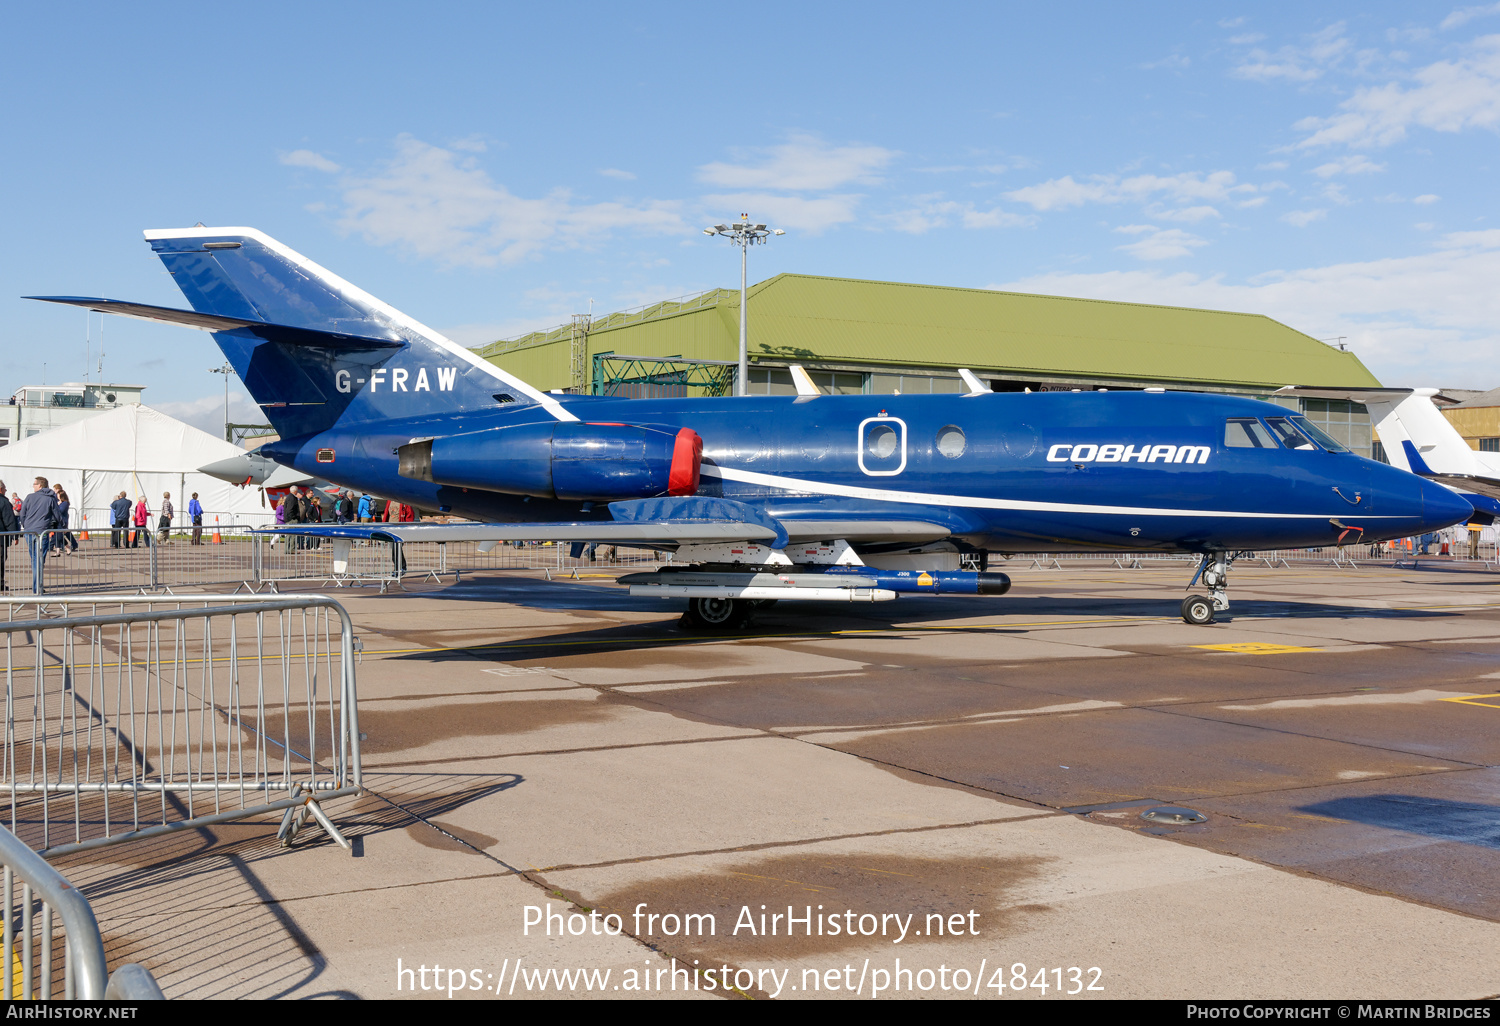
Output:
[[135, 227, 574, 437], [1378, 389, 1483, 477]]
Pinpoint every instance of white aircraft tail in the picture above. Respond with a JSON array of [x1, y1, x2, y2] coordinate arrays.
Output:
[[1275, 386, 1500, 491]]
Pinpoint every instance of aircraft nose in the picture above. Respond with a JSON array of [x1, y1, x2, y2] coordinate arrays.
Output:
[[1419, 479, 1473, 531], [198, 454, 253, 480]]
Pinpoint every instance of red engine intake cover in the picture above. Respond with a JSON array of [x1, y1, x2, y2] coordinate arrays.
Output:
[[667, 428, 703, 496]]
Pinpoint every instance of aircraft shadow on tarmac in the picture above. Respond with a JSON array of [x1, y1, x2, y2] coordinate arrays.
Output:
[[1299, 795, 1500, 850], [375, 577, 1462, 663]]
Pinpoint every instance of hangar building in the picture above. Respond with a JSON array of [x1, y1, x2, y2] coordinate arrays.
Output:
[[475, 273, 1382, 458]]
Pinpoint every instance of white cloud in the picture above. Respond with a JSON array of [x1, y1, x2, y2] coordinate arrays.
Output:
[[1115, 227, 1208, 260], [1294, 34, 1500, 148], [699, 193, 860, 234], [154, 391, 261, 438], [1310, 155, 1386, 177], [1141, 54, 1190, 70], [697, 134, 896, 191], [280, 150, 341, 174], [1157, 205, 1221, 222], [1414, 193, 1442, 203], [1233, 23, 1352, 81], [990, 229, 1500, 384], [1442, 4, 1500, 30], [333, 136, 684, 267], [1257, 160, 1290, 170], [1282, 208, 1329, 226], [599, 168, 636, 180], [1005, 170, 1260, 222], [883, 196, 1033, 233]]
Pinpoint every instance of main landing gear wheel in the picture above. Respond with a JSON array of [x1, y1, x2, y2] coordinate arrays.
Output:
[[683, 597, 747, 630], [1181, 594, 1215, 625]]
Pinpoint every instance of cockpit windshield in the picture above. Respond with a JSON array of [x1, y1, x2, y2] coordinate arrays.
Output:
[[1264, 417, 1318, 451], [1288, 415, 1350, 453]]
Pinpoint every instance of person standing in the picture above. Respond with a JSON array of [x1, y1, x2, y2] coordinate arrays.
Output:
[[52, 484, 78, 554], [188, 492, 204, 545], [110, 491, 131, 548], [132, 496, 150, 548], [307, 494, 324, 549], [0, 481, 17, 590], [20, 477, 61, 591], [158, 492, 174, 544], [357, 493, 372, 523], [285, 486, 307, 550]]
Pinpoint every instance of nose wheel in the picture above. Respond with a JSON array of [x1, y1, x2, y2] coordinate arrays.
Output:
[[1181, 594, 1215, 625], [1182, 551, 1233, 624]]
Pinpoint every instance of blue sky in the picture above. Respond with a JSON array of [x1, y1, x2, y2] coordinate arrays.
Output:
[[4, 2, 1499, 432]]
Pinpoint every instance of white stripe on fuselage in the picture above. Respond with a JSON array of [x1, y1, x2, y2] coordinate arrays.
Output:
[[143, 226, 579, 423], [704, 464, 1403, 520]]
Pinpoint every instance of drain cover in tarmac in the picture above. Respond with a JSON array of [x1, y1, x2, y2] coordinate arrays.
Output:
[[1139, 806, 1207, 825]]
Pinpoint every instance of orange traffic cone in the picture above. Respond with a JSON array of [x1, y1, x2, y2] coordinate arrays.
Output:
[[212, 516, 222, 544], [80, 514, 89, 541]]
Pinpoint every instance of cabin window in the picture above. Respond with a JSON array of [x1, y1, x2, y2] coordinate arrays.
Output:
[[865, 424, 899, 459], [1224, 418, 1277, 449], [936, 425, 967, 458]]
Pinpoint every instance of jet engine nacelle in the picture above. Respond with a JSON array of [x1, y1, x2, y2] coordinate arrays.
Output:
[[398, 422, 702, 502]]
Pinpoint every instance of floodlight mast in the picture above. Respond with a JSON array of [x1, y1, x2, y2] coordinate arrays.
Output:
[[703, 214, 785, 396]]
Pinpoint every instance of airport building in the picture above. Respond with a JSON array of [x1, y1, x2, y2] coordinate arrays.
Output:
[[0, 382, 145, 448], [1440, 388, 1500, 451], [476, 273, 1383, 457]]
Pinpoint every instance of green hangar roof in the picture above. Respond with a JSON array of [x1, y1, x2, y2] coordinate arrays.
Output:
[[475, 273, 1380, 393]]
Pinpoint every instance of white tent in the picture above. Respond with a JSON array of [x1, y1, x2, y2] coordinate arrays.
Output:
[[0, 405, 275, 530]]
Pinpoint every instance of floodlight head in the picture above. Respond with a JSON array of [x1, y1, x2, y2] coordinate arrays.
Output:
[[702, 228, 714, 235], [715, 224, 728, 231], [772, 229, 785, 235], [753, 224, 766, 231]]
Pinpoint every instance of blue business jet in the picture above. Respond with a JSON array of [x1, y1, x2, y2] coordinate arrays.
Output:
[[29, 227, 1473, 626]]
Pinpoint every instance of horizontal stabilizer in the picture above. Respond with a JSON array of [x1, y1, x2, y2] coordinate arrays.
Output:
[[26, 297, 406, 351], [1274, 386, 1415, 403], [1400, 442, 1500, 500]]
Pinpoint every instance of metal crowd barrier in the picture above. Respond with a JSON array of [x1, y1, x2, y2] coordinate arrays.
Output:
[[1, 594, 362, 858], [0, 823, 162, 999], [0, 528, 667, 595], [983, 543, 1500, 571], [5, 523, 1494, 596]]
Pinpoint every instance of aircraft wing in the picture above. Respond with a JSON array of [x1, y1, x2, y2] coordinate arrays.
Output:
[[257, 495, 952, 549], [266, 520, 780, 544]]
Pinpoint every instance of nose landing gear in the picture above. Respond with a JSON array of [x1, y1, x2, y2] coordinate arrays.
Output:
[[1182, 551, 1233, 624]]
